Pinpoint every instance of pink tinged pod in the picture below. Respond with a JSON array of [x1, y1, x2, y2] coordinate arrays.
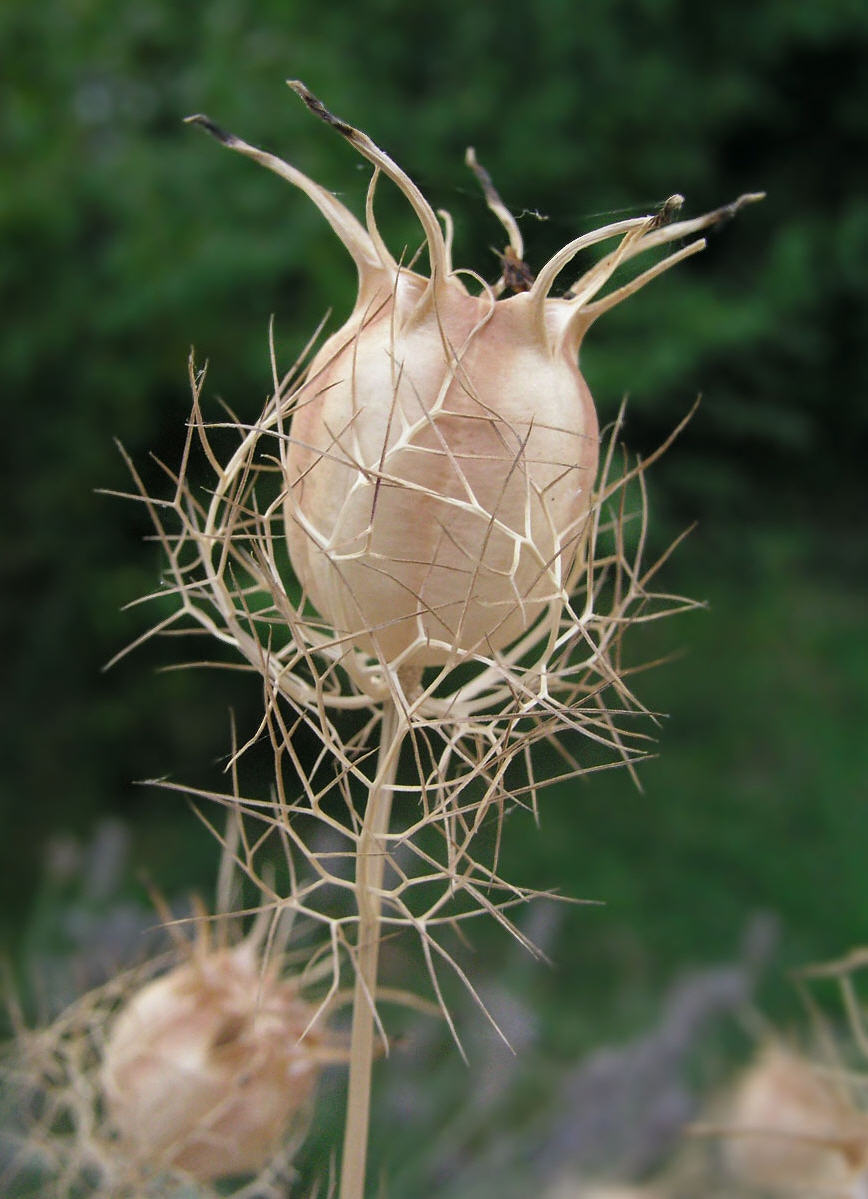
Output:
[[288, 280, 599, 666], [101, 945, 321, 1180], [722, 1045, 868, 1192], [187, 86, 762, 669]]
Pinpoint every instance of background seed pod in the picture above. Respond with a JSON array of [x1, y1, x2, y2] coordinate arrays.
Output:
[[102, 943, 323, 1181]]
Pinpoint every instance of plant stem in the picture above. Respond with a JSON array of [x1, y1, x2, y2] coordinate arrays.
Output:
[[340, 696, 403, 1199]]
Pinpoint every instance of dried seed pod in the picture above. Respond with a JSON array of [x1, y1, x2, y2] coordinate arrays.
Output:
[[101, 942, 321, 1181], [722, 1045, 868, 1194], [545, 1182, 667, 1199], [188, 86, 761, 671]]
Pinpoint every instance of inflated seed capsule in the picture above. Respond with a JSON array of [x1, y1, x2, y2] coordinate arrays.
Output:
[[188, 86, 762, 670]]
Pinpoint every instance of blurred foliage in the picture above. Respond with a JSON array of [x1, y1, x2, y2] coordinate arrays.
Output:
[[2, 0, 867, 1133]]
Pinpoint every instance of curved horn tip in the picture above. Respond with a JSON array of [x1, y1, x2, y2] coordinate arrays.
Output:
[[286, 79, 356, 139], [184, 113, 237, 148], [715, 190, 767, 224], [649, 193, 685, 230], [286, 78, 311, 102]]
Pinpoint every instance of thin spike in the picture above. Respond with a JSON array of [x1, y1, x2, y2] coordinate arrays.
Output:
[[465, 146, 535, 296], [287, 81, 449, 286], [185, 114, 382, 280], [578, 238, 706, 329], [364, 168, 397, 272], [527, 214, 650, 315], [568, 191, 765, 302], [436, 208, 455, 274], [465, 146, 525, 262], [566, 220, 653, 310]]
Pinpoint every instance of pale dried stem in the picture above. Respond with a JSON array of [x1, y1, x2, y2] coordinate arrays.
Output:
[[340, 694, 404, 1199]]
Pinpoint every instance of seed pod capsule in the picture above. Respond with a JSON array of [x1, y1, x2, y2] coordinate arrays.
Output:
[[722, 1045, 868, 1192], [188, 87, 762, 673], [102, 943, 321, 1180]]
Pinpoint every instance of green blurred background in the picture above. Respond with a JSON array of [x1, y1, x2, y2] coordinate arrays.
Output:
[[2, 0, 867, 1186]]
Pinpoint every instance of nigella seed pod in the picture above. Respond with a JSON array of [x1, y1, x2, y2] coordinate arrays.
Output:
[[289, 271, 598, 667], [721, 1045, 868, 1193], [101, 942, 322, 1181], [188, 85, 762, 671]]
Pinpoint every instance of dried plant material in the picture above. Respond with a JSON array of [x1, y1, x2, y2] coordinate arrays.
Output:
[[110, 359, 697, 1033], [102, 941, 321, 1181], [3, 848, 335, 1199], [719, 1045, 868, 1195], [94, 84, 760, 1199], [185, 85, 760, 684], [545, 1185, 666, 1199]]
